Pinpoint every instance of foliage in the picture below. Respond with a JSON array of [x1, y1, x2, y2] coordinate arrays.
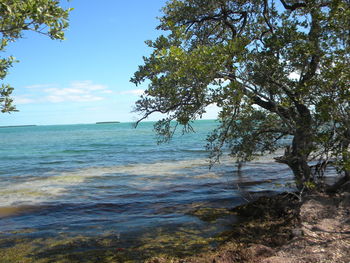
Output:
[[0, 0, 72, 113], [132, 0, 350, 189]]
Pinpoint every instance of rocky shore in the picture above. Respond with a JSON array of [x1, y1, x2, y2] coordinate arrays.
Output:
[[148, 191, 350, 263]]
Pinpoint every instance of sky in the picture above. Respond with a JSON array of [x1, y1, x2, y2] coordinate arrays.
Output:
[[1, 0, 219, 126]]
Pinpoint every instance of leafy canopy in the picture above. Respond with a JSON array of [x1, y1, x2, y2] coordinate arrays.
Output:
[[0, 0, 72, 113], [132, 0, 350, 188]]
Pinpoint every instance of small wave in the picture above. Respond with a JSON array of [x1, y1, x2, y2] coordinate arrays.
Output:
[[1, 155, 32, 161], [194, 172, 220, 179], [60, 149, 95, 154], [87, 143, 114, 147], [181, 149, 208, 153], [38, 160, 66, 165]]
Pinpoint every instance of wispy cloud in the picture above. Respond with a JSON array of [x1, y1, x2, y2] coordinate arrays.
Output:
[[15, 81, 113, 104], [24, 84, 56, 89], [69, 81, 108, 92], [14, 96, 36, 104]]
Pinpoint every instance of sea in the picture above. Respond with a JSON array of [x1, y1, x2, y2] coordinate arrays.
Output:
[[0, 120, 294, 262]]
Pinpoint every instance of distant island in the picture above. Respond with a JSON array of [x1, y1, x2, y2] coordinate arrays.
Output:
[[96, 121, 120, 124], [0, 125, 37, 128]]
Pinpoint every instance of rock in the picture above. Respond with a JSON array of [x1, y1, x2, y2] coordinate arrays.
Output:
[[291, 228, 303, 237], [212, 249, 248, 263], [247, 244, 275, 257]]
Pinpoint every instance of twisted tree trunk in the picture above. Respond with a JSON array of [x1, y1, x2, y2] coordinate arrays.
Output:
[[276, 104, 313, 189]]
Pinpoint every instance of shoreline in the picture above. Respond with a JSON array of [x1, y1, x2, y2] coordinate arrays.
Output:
[[1, 190, 348, 262], [147, 190, 350, 263]]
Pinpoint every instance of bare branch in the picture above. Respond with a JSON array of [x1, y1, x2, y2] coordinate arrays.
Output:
[[263, 0, 274, 33], [279, 0, 306, 11]]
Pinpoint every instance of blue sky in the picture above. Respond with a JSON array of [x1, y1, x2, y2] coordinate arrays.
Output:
[[1, 0, 219, 126]]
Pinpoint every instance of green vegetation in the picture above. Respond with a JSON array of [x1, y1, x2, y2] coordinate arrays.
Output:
[[0, 0, 72, 113], [132, 0, 350, 191]]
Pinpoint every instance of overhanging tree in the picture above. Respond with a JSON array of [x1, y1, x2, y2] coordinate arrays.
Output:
[[0, 0, 72, 113], [132, 0, 350, 190]]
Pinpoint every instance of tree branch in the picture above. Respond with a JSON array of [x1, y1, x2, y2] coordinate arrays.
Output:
[[279, 0, 306, 11], [263, 0, 274, 33]]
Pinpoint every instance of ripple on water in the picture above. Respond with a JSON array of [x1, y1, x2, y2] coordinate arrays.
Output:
[[0, 122, 296, 261]]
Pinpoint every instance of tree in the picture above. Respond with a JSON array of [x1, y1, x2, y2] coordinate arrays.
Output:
[[131, 0, 350, 190], [0, 0, 72, 113]]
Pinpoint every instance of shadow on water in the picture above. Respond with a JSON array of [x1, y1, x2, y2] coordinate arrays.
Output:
[[0, 202, 240, 262]]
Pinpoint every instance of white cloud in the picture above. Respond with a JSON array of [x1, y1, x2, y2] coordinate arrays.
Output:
[[17, 81, 112, 104], [24, 84, 56, 89], [120, 89, 144, 96], [15, 96, 36, 104], [101, 90, 113, 94], [203, 104, 220, 119], [45, 94, 104, 103], [70, 81, 107, 91]]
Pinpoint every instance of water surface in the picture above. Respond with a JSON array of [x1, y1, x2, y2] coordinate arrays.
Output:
[[0, 120, 293, 261]]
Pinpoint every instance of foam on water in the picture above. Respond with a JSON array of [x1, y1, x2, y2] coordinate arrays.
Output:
[[0, 143, 290, 211], [0, 176, 78, 207], [0, 156, 234, 208]]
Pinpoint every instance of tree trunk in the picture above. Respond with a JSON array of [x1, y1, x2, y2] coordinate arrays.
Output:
[[276, 133, 312, 189], [276, 104, 313, 190]]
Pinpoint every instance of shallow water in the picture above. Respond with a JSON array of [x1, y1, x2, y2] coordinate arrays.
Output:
[[0, 120, 294, 261]]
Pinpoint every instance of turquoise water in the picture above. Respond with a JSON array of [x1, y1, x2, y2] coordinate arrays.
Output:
[[0, 120, 293, 261]]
